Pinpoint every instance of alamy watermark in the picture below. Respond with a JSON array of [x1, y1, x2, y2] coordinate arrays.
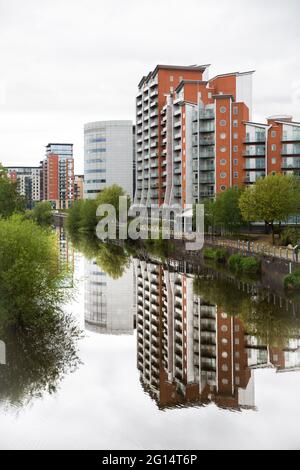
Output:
[[96, 197, 204, 251], [0, 340, 6, 365]]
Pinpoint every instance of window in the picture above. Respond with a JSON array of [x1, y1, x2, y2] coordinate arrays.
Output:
[[220, 146, 227, 153], [220, 185, 227, 191], [271, 131, 277, 138], [233, 132, 238, 140], [170, 75, 174, 82], [222, 379, 229, 385], [233, 106, 239, 115], [220, 172, 227, 179], [222, 338, 228, 345], [220, 120, 227, 127], [221, 325, 228, 333], [272, 171, 276, 176], [220, 106, 227, 114], [220, 133, 226, 140], [235, 364, 240, 371], [272, 144, 277, 151], [222, 365, 229, 372], [233, 145, 238, 152], [235, 377, 240, 385], [233, 120, 238, 127], [272, 158, 277, 164], [220, 159, 227, 165], [234, 159, 238, 165], [234, 172, 238, 178], [273, 354, 279, 362], [235, 325, 240, 332], [221, 313, 228, 319], [208, 92, 212, 99], [235, 338, 240, 345], [222, 352, 228, 359]]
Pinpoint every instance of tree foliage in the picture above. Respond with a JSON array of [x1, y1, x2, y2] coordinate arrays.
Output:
[[0, 165, 25, 217], [239, 174, 300, 243]]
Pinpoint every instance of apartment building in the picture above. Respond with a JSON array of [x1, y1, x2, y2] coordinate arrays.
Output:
[[42, 143, 74, 209], [6, 166, 42, 208], [135, 64, 300, 208], [84, 121, 134, 199], [74, 174, 84, 200], [135, 260, 300, 410]]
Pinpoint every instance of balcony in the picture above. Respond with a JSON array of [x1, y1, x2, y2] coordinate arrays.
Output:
[[199, 137, 215, 146], [243, 149, 266, 157], [281, 146, 300, 156], [199, 124, 215, 133], [282, 160, 300, 169], [282, 133, 300, 142], [174, 120, 182, 128], [198, 109, 215, 120], [244, 136, 266, 144]]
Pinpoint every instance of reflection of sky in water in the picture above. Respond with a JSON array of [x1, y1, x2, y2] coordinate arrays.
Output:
[[0, 253, 300, 450]]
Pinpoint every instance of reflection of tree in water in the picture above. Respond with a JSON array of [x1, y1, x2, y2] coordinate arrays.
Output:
[[0, 312, 81, 409], [193, 273, 300, 349], [69, 232, 131, 280]]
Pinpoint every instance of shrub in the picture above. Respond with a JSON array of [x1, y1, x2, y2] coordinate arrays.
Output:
[[203, 247, 228, 263], [203, 248, 217, 260], [239, 256, 261, 274], [284, 269, 300, 291], [280, 227, 300, 247], [228, 253, 243, 272]]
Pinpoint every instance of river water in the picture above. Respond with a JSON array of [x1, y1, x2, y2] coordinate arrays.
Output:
[[0, 228, 300, 450]]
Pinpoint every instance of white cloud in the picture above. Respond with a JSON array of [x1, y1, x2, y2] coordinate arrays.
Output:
[[0, 0, 299, 173]]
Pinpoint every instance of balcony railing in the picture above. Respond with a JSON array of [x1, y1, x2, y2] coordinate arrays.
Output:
[[244, 136, 266, 144]]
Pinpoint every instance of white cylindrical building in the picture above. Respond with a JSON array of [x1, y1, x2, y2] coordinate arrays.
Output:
[[84, 120, 134, 199]]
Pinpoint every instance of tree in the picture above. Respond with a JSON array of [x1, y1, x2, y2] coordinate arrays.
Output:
[[95, 184, 131, 218], [66, 200, 84, 234], [0, 165, 25, 217], [79, 199, 98, 232], [31, 201, 53, 226], [0, 215, 67, 325], [213, 187, 245, 233], [239, 174, 300, 244], [96, 243, 130, 279]]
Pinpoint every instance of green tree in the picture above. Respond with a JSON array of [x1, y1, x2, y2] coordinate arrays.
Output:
[[31, 201, 53, 226], [79, 199, 98, 232], [0, 215, 67, 325], [213, 187, 245, 233], [95, 184, 131, 218], [66, 200, 84, 234], [0, 166, 25, 217], [239, 174, 300, 244]]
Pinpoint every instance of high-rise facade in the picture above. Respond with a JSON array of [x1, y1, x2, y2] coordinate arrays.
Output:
[[135, 64, 300, 207], [6, 166, 42, 208], [74, 174, 84, 200], [84, 121, 134, 199], [42, 143, 74, 209]]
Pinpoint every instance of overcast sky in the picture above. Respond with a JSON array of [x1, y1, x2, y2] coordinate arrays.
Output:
[[0, 0, 299, 173]]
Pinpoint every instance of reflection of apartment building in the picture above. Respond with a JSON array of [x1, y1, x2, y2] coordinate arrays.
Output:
[[42, 143, 74, 209], [135, 64, 300, 207], [136, 260, 300, 410], [84, 259, 135, 335], [135, 260, 255, 411], [6, 166, 42, 208], [246, 335, 300, 373]]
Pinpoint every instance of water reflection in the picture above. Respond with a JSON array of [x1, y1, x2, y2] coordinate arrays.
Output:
[[135, 259, 300, 411], [84, 259, 135, 335]]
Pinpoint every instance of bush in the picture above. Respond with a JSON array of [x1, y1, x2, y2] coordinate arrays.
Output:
[[228, 253, 243, 271], [280, 227, 300, 247], [284, 269, 300, 291], [239, 256, 261, 274], [203, 247, 228, 263]]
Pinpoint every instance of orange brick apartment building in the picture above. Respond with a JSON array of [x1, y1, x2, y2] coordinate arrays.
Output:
[[134, 64, 300, 207]]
